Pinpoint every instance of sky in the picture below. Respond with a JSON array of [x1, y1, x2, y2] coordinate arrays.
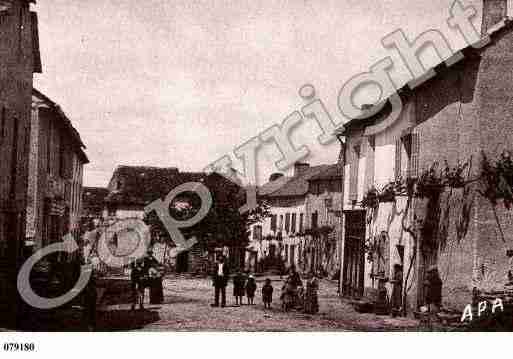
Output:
[[32, 0, 490, 187]]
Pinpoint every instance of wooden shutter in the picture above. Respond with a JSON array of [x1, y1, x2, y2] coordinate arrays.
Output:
[[349, 144, 360, 201], [366, 136, 375, 190], [410, 133, 420, 178], [270, 214, 277, 232], [394, 138, 402, 180]]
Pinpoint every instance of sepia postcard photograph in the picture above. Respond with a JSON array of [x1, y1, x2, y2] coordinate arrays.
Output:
[[1, 0, 513, 356]]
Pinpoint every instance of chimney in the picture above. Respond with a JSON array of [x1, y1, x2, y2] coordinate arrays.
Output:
[[481, 0, 508, 35], [293, 162, 310, 177]]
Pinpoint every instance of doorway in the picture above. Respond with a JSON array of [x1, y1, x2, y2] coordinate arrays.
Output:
[[176, 250, 189, 273], [342, 210, 366, 297]]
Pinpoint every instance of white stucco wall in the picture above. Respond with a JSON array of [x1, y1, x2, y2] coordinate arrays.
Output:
[[248, 201, 306, 266]]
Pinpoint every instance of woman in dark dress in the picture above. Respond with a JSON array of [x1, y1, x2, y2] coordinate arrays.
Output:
[[143, 249, 164, 305], [233, 271, 246, 306]]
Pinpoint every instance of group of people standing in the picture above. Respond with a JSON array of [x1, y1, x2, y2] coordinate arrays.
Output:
[[211, 256, 319, 313], [211, 255, 260, 307], [130, 248, 164, 310], [281, 266, 319, 314]]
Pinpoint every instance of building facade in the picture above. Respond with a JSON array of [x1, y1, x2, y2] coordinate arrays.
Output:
[[338, 0, 513, 313], [303, 164, 343, 278], [103, 165, 246, 273], [26, 89, 88, 255], [248, 162, 342, 275], [0, 0, 41, 321]]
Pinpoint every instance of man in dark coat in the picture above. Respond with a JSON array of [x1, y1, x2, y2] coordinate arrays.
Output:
[[211, 255, 230, 307]]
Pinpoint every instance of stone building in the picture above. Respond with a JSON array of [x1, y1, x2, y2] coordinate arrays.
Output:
[[0, 0, 41, 322], [81, 186, 109, 229], [337, 0, 513, 313], [103, 165, 245, 273], [247, 162, 334, 273], [303, 164, 343, 278], [26, 89, 88, 254]]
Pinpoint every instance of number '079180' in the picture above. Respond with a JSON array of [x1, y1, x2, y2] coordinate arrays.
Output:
[[3, 343, 35, 352]]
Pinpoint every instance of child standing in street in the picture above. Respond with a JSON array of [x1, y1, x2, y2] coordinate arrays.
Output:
[[245, 274, 257, 305], [233, 271, 246, 306], [303, 273, 319, 314], [262, 278, 273, 309]]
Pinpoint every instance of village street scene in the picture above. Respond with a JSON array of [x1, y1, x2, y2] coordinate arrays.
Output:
[[2, 0, 513, 334]]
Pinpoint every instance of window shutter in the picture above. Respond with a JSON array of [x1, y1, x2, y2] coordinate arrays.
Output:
[[349, 144, 360, 201], [366, 136, 375, 190], [270, 215, 277, 232], [291, 213, 296, 233], [299, 213, 304, 233], [394, 138, 402, 180], [285, 213, 290, 232], [411, 133, 420, 178]]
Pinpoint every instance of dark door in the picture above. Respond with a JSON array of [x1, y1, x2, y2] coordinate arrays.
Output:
[[342, 210, 366, 297], [269, 244, 276, 258], [176, 251, 189, 273]]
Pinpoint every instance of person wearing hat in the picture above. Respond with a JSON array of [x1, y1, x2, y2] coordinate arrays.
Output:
[[143, 248, 164, 305], [424, 265, 443, 315], [211, 255, 230, 307]]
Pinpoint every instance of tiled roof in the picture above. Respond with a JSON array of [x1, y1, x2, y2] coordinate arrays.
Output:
[[104, 166, 242, 206], [308, 163, 343, 181], [264, 165, 331, 198], [32, 89, 88, 163], [258, 175, 292, 196], [82, 187, 109, 209], [336, 17, 513, 136]]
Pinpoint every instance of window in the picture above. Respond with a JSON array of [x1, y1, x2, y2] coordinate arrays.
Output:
[[397, 132, 420, 179], [291, 213, 297, 233], [285, 213, 290, 232], [58, 141, 66, 178], [270, 214, 277, 232], [311, 211, 318, 229], [285, 244, 289, 261], [279, 215, 283, 231], [330, 179, 342, 193], [299, 213, 304, 233], [349, 144, 360, 201], [405, 133, 420, 178]]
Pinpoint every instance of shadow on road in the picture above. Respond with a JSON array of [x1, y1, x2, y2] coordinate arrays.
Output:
[[97, 309, 160, 331]]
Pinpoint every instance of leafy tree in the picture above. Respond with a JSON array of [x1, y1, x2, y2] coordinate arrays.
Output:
[[144, 173, 271, 252]]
